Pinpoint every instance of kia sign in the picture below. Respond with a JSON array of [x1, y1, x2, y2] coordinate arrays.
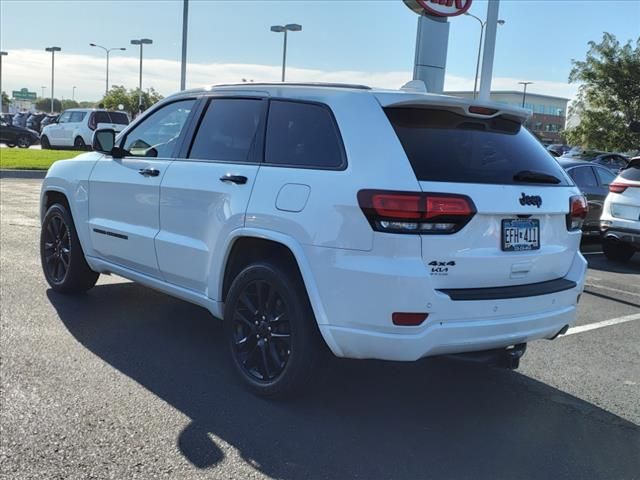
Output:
[[403, 0, 473, 17]]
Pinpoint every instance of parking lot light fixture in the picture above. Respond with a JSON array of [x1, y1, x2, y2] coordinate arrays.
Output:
[[519, 81, 534, 108], [465, 14, 505, 99], [45, 47, 61, 113], [90, 43, 127, 97], [131, 38, 153, 108], [0, 51, 7, 114], [270, 23, 302, 82]]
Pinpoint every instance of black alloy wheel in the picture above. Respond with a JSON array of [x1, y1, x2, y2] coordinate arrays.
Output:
[[42, 212, 71, 284], [17, 136, 31, 148]]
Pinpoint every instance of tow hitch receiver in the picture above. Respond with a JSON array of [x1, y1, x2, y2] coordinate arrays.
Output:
[[445, 343, 527, 370]]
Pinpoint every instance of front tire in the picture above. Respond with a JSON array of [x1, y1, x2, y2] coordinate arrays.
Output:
[[602, 238, 635, 262], [40, 203, 99, 293], [6, 143, 16, 148], [17, 136, 31, 148], [224, 261, 322, 399], [41, 135, 51, 149]]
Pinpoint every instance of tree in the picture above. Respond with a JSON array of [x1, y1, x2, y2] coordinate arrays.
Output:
[[61, 99, 79, 110], [564, 33, 640, 151], [35, 97, 62, 113], [100, 86, 164, 116]]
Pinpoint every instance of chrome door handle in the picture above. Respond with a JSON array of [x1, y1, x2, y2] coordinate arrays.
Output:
[[220, 174, 248, 185], [139, 168, 160, 177]]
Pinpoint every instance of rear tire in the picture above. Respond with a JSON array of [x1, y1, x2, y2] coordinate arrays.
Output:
[[602, 238, 635, 262], [6, 143, 16, 148], [74, 136, 86, 150], [40, 203, 99, 293], [17, 136, 31, 148], [224, 261, 322, 399], [41, 135, 51, 149]]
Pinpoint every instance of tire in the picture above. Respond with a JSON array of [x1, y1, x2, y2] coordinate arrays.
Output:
[[17, 136, 31, 148], [224, 261, 322, 399], [74, 136, 86, 150], [40, 203, 99, 293], [602, 238, 635, 262], [6, 143, 16, 148], [41, 135, 51, 149]]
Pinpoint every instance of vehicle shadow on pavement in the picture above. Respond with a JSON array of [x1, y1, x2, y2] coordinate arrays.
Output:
[[47, 284, 640, 480], [586, 254, 640, 275]]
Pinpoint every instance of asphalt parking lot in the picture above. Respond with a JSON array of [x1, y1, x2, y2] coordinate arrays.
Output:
[[1, 178, 639, 480]]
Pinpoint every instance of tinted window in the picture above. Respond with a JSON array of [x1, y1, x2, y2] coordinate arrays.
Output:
[[189, 99, 264, 162], [57, 111, 72, 124], [109, 112, 129, 125], [123, 99, 195, 158], [568, 166, 598, 188], [69, 112, 86, 123], [385, 108, 569, 185], [619, 166, 640, 182], [265, 101, 344, 168], [594, 167, 616, 186], [93, 111, 110, 124]]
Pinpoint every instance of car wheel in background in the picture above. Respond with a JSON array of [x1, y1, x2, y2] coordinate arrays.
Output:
[[6, 143, 16, 148], [602, 238, 635, 262], [74, 136, 86, 150], [17, 136, 31, 148], [41, 136, 51, 149]]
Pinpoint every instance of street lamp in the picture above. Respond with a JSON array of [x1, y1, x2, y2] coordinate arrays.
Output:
[[90, 43, 126, 97], [270, 24, 302, 82], [180, 0, 189, 91], [465, 14, 504, 99], [130, 38, 153, 109], [0, 51, 7, 115], [519, 81, 533, 108], [45, 46, 61, 113], [41, 86, 46, 98], [72, 86, 76, 101]]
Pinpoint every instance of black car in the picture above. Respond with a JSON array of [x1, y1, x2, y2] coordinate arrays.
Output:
[[0, 119, 40, 148], [11, 112, 29, 128], [558, 158, 618, 235], [26, 113, 47, 133], [560, 150, 629, 173], [547, 144, 572, 157]]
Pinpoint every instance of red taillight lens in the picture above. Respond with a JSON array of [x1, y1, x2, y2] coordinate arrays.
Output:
[[609, 183, 628, 194], [358, 190, 476, 234], [88, 113, 96, 131], [392, 312, 428, 326], [468, 106, 498, 116], [566, 195, 588, 231]]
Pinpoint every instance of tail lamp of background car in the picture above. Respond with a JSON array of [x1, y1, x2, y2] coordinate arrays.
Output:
[[88, 114, 97, 131], [609, 182, 631, 194], [358, 190, 476, 234], [566, 195, 588, 231]]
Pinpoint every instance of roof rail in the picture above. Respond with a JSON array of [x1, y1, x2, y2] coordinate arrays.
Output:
[[213, 82, 371, 90]]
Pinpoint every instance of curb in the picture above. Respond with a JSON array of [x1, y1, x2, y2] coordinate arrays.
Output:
[[0, 169, 47, 179]]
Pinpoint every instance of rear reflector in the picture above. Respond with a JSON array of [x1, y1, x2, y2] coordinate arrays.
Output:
[[609, 183, 629, 193], [566, 195, 588, 231], [468, 106, 498, 116], [392, 312, 428, 326], [358, 190, 476, 234]]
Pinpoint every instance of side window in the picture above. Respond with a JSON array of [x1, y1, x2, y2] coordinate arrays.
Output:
[[265, 100, 345, 168], [69, 112, 86, 123], [595, 167, 616, 186], [57, 111, 72, 124], [188, 98, 264, 162], [94, 111, 111, 124], [569, 166, 598, 188], [122, 99, 195, 158]]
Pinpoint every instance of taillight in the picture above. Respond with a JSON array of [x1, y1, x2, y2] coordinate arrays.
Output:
[[358, 190, 476, 234], [88, 113, 96, 131], [566, 195, 588, 231], [609, 183, 628, 193]]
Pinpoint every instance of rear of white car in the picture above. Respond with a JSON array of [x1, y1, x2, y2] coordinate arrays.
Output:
[[311, 90, 588, 362], [41, 109, 129, 149], [600, 162, 640, 260]]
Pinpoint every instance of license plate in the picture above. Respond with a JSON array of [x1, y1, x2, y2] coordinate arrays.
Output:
[[501, 219, 540, 251]]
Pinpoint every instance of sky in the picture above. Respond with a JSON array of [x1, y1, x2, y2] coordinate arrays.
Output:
[[1, 0, 639, 102]]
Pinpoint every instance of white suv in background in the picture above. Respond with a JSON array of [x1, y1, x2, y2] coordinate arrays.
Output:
[[40, 108, 129, 150], [39, 83, 588, 397], [601, 160, 640, 261]]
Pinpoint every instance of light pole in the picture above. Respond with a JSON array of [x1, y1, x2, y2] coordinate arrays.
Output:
[[45, 47, 61, 113], [72, 86, 76, 101], [180, 0, 188, 90], [519, 81, 533, 108], [0, 51, 7, 114], [465, 13, 504, 99], [130, 38, 153, 109], [270, 24, 301, 82], [41, 86, 46, 98], [90, 43, 126, 97]]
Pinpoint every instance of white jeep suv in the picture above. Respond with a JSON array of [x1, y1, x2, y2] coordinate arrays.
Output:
[[41, 108, 129, 150], [40, 83, 588, 397], [600, 160, 640, 261]]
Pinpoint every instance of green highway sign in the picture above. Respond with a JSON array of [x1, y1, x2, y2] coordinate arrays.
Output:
[[12, 88, 37, 101]]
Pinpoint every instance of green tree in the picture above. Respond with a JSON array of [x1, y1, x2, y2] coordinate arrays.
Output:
[[61, 99, 79, 110], [564, 33, 640, 151], [78, 101, 96, 108], [35, 97, 62, 113], [100, 86, 163, 116]]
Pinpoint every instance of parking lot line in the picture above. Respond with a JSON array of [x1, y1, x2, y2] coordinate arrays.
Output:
[[565, 313, 640, 336], [585, 283, 640, 299]]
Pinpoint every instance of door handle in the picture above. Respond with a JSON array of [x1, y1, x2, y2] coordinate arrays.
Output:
[[220, 174, 248, 185], [139, 168, 160, 177]]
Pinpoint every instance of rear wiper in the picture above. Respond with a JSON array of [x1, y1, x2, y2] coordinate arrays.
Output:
[[513, 170, 561, 184]]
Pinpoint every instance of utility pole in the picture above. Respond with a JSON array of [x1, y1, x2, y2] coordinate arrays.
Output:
[[519, 81, 533, 108], [45, 47, 61, 113], [0, 51, 7, 114], [478, 0, 500, 101], [180, 0, 188, 90]]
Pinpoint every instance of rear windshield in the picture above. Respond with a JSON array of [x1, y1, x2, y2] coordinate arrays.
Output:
[[385, 108, 570, 186], [109, 112, 129, 125], [620, 166, 640, 181]]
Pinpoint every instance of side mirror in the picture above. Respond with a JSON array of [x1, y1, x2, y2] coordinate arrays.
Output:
[[92, 128, 126, 158], [629, 121, 640, 133]]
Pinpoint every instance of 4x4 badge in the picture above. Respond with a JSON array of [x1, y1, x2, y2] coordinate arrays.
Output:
[[519, 193, 542, 208]]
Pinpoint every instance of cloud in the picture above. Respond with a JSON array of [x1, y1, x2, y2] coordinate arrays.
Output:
[[2, 49, 578, 103]]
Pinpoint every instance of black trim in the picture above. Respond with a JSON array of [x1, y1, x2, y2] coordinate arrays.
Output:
[[93, 228, 128, 240], [438, 278, 577, 301]]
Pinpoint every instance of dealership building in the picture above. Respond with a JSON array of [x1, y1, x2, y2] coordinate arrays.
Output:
[[446, 90, 569, 143]]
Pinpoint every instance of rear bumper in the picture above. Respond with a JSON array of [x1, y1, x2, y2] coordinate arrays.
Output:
[[600, 226, 640, 248]]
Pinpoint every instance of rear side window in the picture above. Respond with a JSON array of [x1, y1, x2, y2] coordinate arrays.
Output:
[[619, 166, 640, 181], [189, 98, 264, 162], [569, 166, 598, 188], [93, 111, 110, 124], [109, 112, 129, 125], [385, 108, 570, 185], [594, 167, 616, 186], [265, 100, 345, 169]]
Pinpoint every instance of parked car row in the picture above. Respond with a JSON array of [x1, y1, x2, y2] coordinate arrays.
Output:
[[0, 117, 40, 148]]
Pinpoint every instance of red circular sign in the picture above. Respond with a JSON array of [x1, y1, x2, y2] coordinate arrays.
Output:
[[406, 0, 473, 17]]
